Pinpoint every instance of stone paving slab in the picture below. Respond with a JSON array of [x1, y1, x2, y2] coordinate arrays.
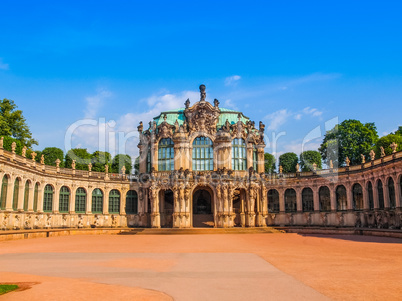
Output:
[[0, 252, 329, 301]]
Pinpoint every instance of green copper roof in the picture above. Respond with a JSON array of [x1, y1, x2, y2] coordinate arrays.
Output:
[[153, 107, 250, 128]]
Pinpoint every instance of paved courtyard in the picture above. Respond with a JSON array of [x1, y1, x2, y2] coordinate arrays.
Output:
[[0, 233, 401, 300]]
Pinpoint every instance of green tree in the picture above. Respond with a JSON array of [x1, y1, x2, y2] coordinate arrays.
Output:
[[41, 147, 64, 167], [2, 136, 23, 155], [134, 156, 140, 174], [319, 119, 378, 166], [111, 154, 132, 174], [395, 126, 402, 136], [0, 98, 38, 148], [279, 152, 298, 173], [264, 153, 276, 174], [300, 150, 322, 171], [374, 133, 402, 157], [65, 148, 91, 170], [91, 151, 112, 172]]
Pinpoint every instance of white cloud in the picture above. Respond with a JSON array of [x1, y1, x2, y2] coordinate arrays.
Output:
[[84, 88, 112, 119], [264, 109, 292, 131], [223, 99, 238, 110], [69, 89, 200, 159], [303, 106, 323, 117], [0, 58, 9, 70], [225, 75, 241, 86]]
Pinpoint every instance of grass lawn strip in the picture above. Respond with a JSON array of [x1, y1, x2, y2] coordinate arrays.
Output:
[[0, 284, 19, 295]]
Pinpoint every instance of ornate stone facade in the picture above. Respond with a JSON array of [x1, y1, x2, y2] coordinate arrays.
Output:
[[0, 85, 401, 230]]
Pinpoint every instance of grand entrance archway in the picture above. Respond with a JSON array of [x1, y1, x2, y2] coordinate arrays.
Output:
[[159, 189, 173, 228], [192, 187, 214, 228]]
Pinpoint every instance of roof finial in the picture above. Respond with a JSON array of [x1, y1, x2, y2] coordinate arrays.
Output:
[[199, 84, 206, 102]]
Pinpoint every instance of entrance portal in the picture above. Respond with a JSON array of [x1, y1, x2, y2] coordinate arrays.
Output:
[[193, 188, 214, 227], [160, 189, 173, 228]]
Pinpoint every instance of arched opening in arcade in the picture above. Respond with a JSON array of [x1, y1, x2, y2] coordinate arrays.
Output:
[[192, 186, 214, 228], [159, 189, 174, 227], [232, 188, 247, 227]]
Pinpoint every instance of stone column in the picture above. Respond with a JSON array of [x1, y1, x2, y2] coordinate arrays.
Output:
[[346, 184, 353, 210], [103, 187, 111, 214], [279, 189, 285, 213], [150, 186, 160, 228], [394, 176, 401, 209], [36, 184, 45, 213], [362, 182, 369, 210], [383, 179, 390, 209], [69, 185, 76, 214], [257, 147, 265, 173], [330, 186, 336, 211], [373, 181, 379, 209], [17, 180, 25, 211], [5, 176, 14, 211], [27, 183, 35, 212], [120, 189, 127, 215], [296, 188, 302, 212], [152, 142, 158, 171], [313, 187, 319, 212], [86, 186, 93, 214], [53, 184, 60, 213]]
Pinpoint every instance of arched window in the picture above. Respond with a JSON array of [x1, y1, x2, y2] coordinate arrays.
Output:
[[352, 183, 363, 210], [12, 178, 20, 211], [319, 186, 331, 212], [232, 138, 246, 170], [33, 183, 39, 212], [109, 189, 120, 213], [23, 181, 29, 211], [268, 189, 279, 213], [92, 188, 103, 213], [126, 190, 138, 214], [285, 189, 296, 212], [336, 185, 347, 211], [387, 177, 395, 209], [253, 146, 258, 171], [368, 182, 374, 210], [43, 184, 54, 212], [75, 187, 87, 213], [1, 176, 8, 210], [59, 186, 70, 213], [158, 138, 174, 171], [146, 148, 151, 173], [377, 180, 384, 209], [302, 188, 314, 212], [192, 136, 213, 171]]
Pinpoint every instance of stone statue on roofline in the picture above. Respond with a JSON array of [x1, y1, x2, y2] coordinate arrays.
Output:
[[345, 157, 350, 167], [380, 146, 385, 157], [0, 137, 3, 149], [390, 142, 398, 153], [31, 152, 37, 161], [361, 154, 365, 164], [121, 166, 126, 174], [313, 162, 317, 172], [199, 84, 206, 102], [137, 121, 143, 133], [40, 154, 45, 164], [22, 146, 27, 158], [296, 163, 300, 172], [214, 98, 220, 108], [11, 142, 16, 153], [370, 150, 375, 161], [88, 163, 92, 171], [329, 160, 333, 169], [71, 160, 76, 170]]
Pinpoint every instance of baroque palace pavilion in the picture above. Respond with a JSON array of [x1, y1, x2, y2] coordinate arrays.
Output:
[[0, 85, 402, 230]]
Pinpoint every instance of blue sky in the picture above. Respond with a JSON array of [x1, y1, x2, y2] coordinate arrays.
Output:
[[0, 0, 401, 160]]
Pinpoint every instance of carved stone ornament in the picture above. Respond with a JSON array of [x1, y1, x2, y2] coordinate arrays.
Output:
[[390, 142, 398, 153], [380, 146, 385, 157], [370, 149, 375, 161], [40, 154, 45, 164], [55, 159, 61, 168], [71, 160, 76, 170], [11, 142, 16, 153], [0, 136, 3, 148], [31, 151, 37, 161], [361, 154, 365, 164], [22, 146, 27, 157], [345, 157, 350, 167]]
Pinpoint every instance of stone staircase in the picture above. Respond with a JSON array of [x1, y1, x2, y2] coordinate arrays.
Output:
[[118, 227, 285, 235]]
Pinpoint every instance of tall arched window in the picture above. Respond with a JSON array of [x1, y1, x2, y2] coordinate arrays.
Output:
[[23, 181, 29, 211], [285, 189, 296, 212], [59, 186, 70, 213], [126, 190, 138, 214], [92, 188, 103, 213], [75, 187, 87, 213], [377, 180, 384, 209], [368, 182, 374, 210], [268, 189, 279, 213], [33, 183, 39, 212], [336, 185, 347, 211], [192, 136, 213, 171], [388, 177, 396, 209], [302, 187, 314, 212], [352, 183, 363, 210], [43, 184, 54, 212], [1, 176, 8, 210], [158, 138, 174, 171], [12, 178, 20, 211], [253, 146, 258, 171], [232, 138, 246, 170], [319, 186, 331, 212], [146, 148, 151, 173], [109, 189, 120, 213]]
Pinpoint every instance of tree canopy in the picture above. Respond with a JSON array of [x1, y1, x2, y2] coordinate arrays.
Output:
[[374, 133, 402, 157], [279, 152, 298, 173], [41, 147, 64, 167], [264, 153, 276, 174], [319, 119, 378, 166], [300, 150, 322, 171], [65, 148, 91, 170], [91, 151, 112, 172], [111, 154, 132, 174], [0, 99, 38, 148]]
